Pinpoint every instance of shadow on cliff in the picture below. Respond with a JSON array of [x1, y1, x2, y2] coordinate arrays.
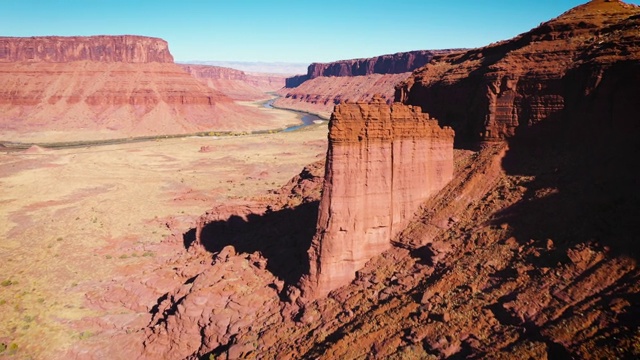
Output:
[[183, 201, 319, 285], [493, 92, 640, 262]]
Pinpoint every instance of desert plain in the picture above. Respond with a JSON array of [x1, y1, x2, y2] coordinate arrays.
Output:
[[0, 105, 326, 358]]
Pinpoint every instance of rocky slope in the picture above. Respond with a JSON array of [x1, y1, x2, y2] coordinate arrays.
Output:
[[0, 36, 288, 142], [299, 97, 454, 300], [179, 64, 286, 101], [275, 50, 461, 117], [396, 0, 640, 144]]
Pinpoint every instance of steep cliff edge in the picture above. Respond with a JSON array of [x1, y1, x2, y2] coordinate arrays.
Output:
[[306, 50, 460, 79], [396, 0, 640, 143], [0, 36, 291, 142], [275, 50, 462, 116], [180, 64, 286, 101], [300, 97, 454, 300], [0, 35, 173, 63]]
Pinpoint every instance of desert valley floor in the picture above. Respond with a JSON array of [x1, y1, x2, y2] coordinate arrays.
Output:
[[0, 113, 327, 358]]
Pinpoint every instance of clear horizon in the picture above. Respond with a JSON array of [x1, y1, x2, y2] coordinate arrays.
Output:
[[2, 0, 639, 65]]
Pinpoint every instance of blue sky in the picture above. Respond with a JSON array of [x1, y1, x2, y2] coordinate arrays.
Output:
[[2, 1, 638, 63]]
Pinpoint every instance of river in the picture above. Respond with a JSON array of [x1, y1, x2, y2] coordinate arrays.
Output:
[[263, 98, 324, 132]]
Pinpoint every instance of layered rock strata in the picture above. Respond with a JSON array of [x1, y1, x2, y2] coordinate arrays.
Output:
[[396, 0, 640, 143], [180, 64, 286, 101], [293, 50, 462, 82], [0, 35, 173, 63], [276, 50, 463, 116], [0, 36, 288, 141], [300, 97, 454, 299]]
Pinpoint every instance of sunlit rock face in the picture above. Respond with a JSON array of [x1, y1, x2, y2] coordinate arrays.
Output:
[[301, 96, 454, 300]]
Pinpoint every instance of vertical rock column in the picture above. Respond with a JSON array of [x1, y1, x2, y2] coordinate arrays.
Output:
[[300, 97, 454, 300]]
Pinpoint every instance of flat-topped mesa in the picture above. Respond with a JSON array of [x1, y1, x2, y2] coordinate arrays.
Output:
[[306, 50, 462, 79], [0, 35, 173, 63], [300, 96, 454, 300]]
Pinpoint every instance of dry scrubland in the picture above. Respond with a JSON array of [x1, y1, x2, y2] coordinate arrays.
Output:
[[0, 123, 327, 358]]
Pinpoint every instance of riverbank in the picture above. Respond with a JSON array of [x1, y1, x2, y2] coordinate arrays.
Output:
[[1, 96, 327, 150]]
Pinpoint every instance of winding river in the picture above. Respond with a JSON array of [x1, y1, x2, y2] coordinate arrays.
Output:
[[263, 98, 324, 132]]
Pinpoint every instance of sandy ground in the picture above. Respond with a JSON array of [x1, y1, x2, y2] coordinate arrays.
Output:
[[0, 124, 327, 358]]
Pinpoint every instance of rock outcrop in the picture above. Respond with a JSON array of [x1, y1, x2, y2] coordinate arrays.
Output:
[[300, 97, 454, 300], [0, 35, 173, 63], [284, 74, 309, 88], [396, 0, 640, 143], [275, 49, 463, 116], [0, 36, 291, 141], [180, 64, 286, 101]]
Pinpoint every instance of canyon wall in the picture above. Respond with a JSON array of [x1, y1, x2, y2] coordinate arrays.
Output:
[[275, 73, 411, 118], [285, 74, 309, 88], [0, 35, 173, 63], [300, 97, 454, 300], [0, 36, 291, 141], [180, 64, 286, 100], [275, 49, 462, 116], [396, 0, 640, 144], [306, 50, 458, 79]]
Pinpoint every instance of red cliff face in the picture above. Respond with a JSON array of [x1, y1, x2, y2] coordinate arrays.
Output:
[[396, 0, 640, 143], [180, 64, 286, 100], [300, 97, 454, 300], [0, 35, 174, 63], [276, 49, 463, 117], [0, 36, 290, 141], [306, 50, 460, 79]]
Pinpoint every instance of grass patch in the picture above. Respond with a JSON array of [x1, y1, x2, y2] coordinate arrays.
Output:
[[1, 279, 15, 287], [78, 331, 93, 340]]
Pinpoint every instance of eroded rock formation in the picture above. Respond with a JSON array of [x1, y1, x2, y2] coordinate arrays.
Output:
[[396, 0, 640, 143], [303, 50, 461, 80], [68, 2, 640, 359], [0, 35, 173, 63], [180, 64, 286, 101], [300, 97, 454, 300], [0, 36, 289, 141], [275, 49, 463, 117]]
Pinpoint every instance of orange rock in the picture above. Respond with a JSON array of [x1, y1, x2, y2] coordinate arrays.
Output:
[[396, 0, 640, 142], [180, 64, 286, 101], [0, 36, 288, 140], [300, 99, 454, 300]]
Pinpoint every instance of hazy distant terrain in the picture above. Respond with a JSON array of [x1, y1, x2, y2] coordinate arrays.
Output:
[[180, 60, 309, 75]]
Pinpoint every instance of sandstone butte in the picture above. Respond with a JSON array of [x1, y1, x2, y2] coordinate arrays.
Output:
[[274, 49, 462, 118], [179, 64, 286, 101], [299, 97, 454, 300], [0, 35, 283, 142]]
